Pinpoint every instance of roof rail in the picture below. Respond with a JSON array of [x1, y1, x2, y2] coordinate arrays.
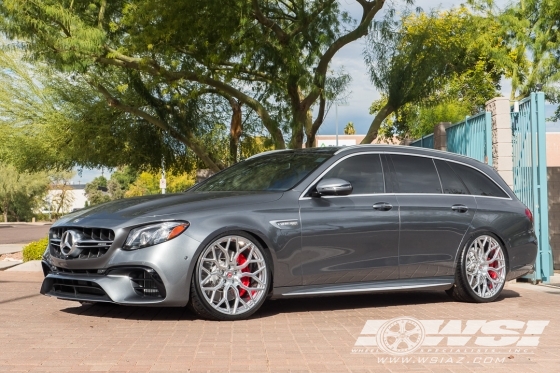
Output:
[[334, 143, 482, 163], [334, 144, 396, 155], [246, 149, 286, 160]]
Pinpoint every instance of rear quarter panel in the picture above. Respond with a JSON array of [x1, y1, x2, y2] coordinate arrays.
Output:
[[467, 197, 537, 280]]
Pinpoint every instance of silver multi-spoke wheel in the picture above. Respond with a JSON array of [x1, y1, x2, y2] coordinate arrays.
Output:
[[465, 235, 506, 298], [196, 235, 268, 316]]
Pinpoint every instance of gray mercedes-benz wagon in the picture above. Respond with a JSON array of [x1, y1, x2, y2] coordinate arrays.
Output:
[[40, 145, 537, 320]]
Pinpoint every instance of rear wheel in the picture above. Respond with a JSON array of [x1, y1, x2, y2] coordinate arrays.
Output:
[[447, 233, 507, 303], [189, 233, 270, 320]]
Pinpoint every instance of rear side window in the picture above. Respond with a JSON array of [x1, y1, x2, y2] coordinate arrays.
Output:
[[390, 155, 442, 194], [448, 162, 509, 198], [322, 154, 384, 194], [434, 159, 469, 195]]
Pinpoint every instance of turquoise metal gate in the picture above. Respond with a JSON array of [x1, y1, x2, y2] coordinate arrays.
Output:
[[410, 133, 434, 148], [409, 112, 493, 166], [446, 112, 493, 165], [511, 92, 552, 283]]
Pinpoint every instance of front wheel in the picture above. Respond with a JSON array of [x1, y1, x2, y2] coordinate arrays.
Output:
[[189, 233, 270, 320], [447, 233, 507, 303]]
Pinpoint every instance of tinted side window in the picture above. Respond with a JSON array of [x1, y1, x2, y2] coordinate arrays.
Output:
[[434, 159, 469, 195], [390, 155, 442, 194], [380, 154, 397, 193], [322, 154, 384, 194], [448, 162, 509, 198]]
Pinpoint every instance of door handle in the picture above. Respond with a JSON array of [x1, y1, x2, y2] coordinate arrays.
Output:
[[373, 202, 393, 211], [451, 204, 469, 213]]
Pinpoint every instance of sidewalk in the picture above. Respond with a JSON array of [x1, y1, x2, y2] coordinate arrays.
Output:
[[0, 243, 25, 255]]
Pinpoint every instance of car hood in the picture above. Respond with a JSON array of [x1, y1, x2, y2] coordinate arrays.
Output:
[[53, 191, 283, 229]]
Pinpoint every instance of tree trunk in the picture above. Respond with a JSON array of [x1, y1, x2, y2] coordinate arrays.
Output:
[[361, 103, 395, 144], [229, 100, 242, 164], [305, 94, 326, 148], [287, 81, 306, 149], [2, 200, 7, 223], [289, 111, 306, 149]]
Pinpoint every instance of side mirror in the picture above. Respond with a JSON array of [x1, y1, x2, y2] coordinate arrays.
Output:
[[315, 178, 353, 196]]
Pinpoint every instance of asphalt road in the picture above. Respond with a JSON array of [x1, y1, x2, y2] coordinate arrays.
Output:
[[0, 224, 51, 244]]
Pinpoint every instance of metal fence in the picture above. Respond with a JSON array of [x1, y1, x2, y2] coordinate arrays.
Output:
[[511, 92, 552, 283], [446, 112, 493, 165], [409, 133, 434, 149]]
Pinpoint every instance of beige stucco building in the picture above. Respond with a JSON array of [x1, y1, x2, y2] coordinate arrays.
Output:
[[314, 134, 400, 147]]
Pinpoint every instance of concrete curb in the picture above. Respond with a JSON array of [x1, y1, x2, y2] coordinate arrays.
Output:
[[6, 260, 42, 272]]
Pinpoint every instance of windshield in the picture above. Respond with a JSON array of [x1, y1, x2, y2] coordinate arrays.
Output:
[[194, 151, 333, 192]]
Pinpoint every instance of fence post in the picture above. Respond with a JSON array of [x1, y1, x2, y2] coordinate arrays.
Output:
[[433, 122, 451, 151], [535, 92, 552, 281], [486, 97, 513, 188]]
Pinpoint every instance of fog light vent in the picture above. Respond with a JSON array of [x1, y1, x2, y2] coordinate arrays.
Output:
[[129, 269, 166, 298]]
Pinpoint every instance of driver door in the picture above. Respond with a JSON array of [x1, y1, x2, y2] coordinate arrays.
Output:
[[298, 153, 400, 285]]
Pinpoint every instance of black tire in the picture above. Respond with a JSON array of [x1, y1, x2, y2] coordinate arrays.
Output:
[[188, 231, 271, 321], [447, 232, 507, 303]]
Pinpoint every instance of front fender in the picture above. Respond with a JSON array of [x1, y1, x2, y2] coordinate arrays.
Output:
[[183, 191, 303, 290]]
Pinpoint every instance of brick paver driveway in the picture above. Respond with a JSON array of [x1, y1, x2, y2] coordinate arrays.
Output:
[[1, 271, 559, 373]]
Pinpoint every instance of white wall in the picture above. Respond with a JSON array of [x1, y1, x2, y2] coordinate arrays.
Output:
[[45, 187, 87, 214]]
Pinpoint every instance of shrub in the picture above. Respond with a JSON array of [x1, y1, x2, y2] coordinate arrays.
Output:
[[22, 237, 49, 262]]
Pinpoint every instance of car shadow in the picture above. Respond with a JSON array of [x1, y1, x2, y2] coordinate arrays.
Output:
[[256, 289, 519, 318], [59, 288, 520, 321]]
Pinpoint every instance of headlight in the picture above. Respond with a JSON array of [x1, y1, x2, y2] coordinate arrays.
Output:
[[123, 221, 190, 250]]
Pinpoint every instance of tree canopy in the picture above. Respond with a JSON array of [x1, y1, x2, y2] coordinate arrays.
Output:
[[0, 163, 49, 222], [362, 7, 507, 142], [0, 0, 388, 172]]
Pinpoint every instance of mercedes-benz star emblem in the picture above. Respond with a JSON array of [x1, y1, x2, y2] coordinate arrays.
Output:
[[60, 230, 81, 257]]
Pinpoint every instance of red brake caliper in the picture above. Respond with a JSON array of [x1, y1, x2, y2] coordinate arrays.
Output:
[[237, 253, 251, 297], [487, 250, 498, 288]]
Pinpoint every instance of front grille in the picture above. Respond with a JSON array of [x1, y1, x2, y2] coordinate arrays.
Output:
[[51, 278, 110, 300], [49, 227, 115, 260]]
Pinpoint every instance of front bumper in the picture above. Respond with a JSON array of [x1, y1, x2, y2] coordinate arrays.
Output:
[[40, 232, 202, 307]]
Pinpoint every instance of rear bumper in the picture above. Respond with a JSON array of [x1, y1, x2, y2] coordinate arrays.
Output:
[[40, 232, 202, 306]]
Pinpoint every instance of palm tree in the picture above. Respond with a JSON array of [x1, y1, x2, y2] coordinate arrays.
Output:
[[344, 122, 356, 135]]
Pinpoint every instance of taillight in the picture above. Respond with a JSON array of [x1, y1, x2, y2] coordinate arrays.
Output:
[[525, 208, 533, 224]]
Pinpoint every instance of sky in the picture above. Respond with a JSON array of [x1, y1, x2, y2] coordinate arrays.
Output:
[[72, 0, 559, 183]]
